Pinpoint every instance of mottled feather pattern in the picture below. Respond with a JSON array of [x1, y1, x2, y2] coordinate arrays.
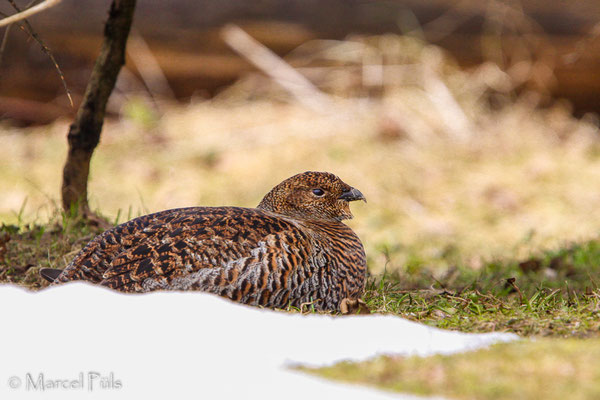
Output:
[[51, 172, 367, 311]]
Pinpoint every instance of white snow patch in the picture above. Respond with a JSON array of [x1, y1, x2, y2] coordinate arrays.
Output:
[[0, 283, 518, 399]]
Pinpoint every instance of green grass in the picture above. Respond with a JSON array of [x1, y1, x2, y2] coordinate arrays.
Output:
[[362, 240, 600, 337], [306, 339, 600, 400], [0, 215, 104, 289]]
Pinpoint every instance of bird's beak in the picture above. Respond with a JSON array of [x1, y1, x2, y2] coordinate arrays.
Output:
[[338, 187, 367, 203]]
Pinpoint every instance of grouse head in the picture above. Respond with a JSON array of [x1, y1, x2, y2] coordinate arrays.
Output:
[[257, 171, 366, 222]]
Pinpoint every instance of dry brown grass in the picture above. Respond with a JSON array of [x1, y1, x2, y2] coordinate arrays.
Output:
[[1, 35, 599, 273]]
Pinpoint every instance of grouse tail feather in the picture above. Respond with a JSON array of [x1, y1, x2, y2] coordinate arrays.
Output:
[[39, 268, 63, 283]]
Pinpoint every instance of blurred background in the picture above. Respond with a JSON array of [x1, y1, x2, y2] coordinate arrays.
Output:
[[2, 0, 600, 273]]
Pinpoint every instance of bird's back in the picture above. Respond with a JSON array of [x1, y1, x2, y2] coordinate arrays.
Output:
[[55, 206, 366, 310]]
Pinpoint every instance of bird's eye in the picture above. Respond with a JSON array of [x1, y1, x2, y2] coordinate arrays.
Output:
[[312, 188, 325, 197]]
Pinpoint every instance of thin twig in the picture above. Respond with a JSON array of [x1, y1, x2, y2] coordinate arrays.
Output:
[[0, 0, 37, 68], [0, 0, 60, 28], [5, 0, 72, 106], [506, 277, 524, 304]]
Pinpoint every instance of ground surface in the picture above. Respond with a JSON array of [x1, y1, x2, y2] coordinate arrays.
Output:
[[2, 220, 600, 400]]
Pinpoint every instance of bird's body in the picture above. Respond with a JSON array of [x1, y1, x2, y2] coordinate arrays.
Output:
[[45, 172, 367, 311]]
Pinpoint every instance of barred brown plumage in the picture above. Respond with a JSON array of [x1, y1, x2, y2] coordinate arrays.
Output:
[[42, 171, 367, 311]]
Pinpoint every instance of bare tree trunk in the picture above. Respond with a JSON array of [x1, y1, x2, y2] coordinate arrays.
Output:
[[61, 0, 136, 217]]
